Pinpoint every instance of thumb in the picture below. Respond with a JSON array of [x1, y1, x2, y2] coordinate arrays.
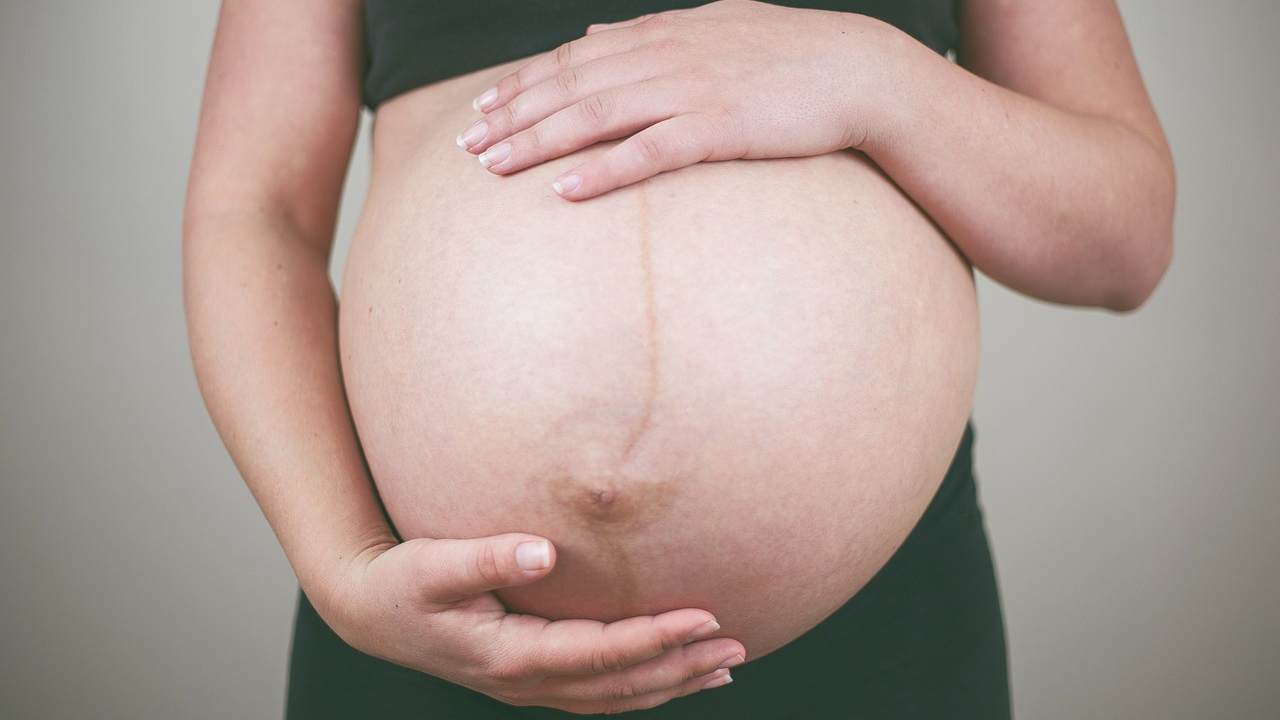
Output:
[[414, 533, 557, 602]]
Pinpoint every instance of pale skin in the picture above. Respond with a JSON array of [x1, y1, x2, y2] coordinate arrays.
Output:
[[182, 0, 1173, 714]]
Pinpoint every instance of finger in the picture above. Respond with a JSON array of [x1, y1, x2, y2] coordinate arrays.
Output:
[[552, 112, 730, 200], [541, 636, 745, 703], [458, 51, 664, 155], [415, 534, 557, 603], [473, 31, 646, 114], [560, 667, 736, 716], [490, 607, 722, 678], [622, 666, 737, 713], [610, 665, 737, 714], [477, 80, 686, 176]]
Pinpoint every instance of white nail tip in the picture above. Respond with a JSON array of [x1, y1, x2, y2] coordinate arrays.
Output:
[[455, 134, 466, 149], [478, 143, 510, 169], [472, 87, 498, 111], [552, 174, 581, 195]]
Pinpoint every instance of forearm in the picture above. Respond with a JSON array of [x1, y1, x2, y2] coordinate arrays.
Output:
[[182, 210, 397, 611], [860, 28, 1175, 311]]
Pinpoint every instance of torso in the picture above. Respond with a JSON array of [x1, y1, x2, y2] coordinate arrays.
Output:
[[339, 56, 978, 659]]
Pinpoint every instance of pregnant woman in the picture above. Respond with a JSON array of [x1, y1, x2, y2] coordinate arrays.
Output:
[[183, 1, 1174, 717]]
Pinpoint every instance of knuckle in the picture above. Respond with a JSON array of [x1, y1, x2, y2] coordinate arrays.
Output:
[[553, 41, 574, 69], [473, 543, 506, 587], [554, 67, 581, 97], [644, 13, 673, 31], [499, 74, 523, 100], [633, 133, 667, 165], [651, 617, 681, 654], [522, 125, 544, 152], [495, 105, 515, 135], [606, 680, 641, 703], [591, 645, 626, 674], [579, 93, 613, 127], [501, 99, 524, 130], [512, 67, 536, 95]]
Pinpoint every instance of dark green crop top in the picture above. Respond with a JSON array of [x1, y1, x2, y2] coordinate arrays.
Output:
[[362, 0, 959, 109]]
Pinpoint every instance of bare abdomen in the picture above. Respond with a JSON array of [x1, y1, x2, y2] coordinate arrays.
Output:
[[337, 61, 979, 659]]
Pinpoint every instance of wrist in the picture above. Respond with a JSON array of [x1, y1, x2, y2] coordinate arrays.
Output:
[[843, 15, 932, 157], [295, 528, 398, 626]]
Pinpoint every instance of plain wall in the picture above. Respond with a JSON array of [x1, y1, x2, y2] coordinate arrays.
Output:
[[1, 1, 1276, 717]]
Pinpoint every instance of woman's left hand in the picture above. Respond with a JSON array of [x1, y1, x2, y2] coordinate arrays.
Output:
[[456, 0, 905, 200]]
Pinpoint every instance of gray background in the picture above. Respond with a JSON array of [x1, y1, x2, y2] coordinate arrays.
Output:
[[2, 1, 1276, 718]]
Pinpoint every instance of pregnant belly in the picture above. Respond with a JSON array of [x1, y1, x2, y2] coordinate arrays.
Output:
[[338, 60, 979, 660]]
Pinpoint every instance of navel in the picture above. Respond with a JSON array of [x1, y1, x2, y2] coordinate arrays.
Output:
[[543, 471, 679, 531]]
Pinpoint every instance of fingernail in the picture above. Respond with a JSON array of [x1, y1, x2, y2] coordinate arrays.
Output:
[[515, 540, 551, 570], [456, 121, 487, 150], [551, 173, 581, 195], [685, 619, 720, 643], [702, 670, 733, 690], [472, 87, 498, 111], [717, 654, 745, 670], [478, 142, 511, 169]]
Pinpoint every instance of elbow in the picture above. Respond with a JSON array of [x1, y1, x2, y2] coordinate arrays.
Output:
[[1102, 229, 1173, 313], [1102, 154, 1177, 314]]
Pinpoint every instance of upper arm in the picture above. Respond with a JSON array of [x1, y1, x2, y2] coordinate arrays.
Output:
[[185, 0, 364, 252], [957, 0, 1172, 164]]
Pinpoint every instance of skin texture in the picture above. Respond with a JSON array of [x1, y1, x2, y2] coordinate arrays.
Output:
[[462, 0, 1174, 310], [183, 0, 1173, 713]]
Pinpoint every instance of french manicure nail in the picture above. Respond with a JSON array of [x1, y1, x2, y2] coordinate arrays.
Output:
[[551, 173, 581, 195], [472, 87, 498, 111], [478, 142, 511, 169], [702, 671, 733, 690], [515, 540, 551, 570], [717, 654, 745, 670], [685, 619, 720, 643], [457, 121, 487, 149]]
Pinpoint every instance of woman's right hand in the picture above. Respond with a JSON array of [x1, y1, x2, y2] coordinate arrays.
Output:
[[315, 534, 745, 714]]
